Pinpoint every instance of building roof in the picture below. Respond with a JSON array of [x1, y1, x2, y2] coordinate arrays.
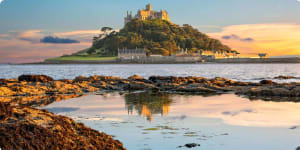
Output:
[[118, 49, 146, 53]]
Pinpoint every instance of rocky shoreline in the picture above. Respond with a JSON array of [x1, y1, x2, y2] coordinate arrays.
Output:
[[2, 74, 300, 101], [1, 74, 300, 149]]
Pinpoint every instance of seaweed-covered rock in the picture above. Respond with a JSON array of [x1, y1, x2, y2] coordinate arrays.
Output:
[[0, 102, 126, 150]]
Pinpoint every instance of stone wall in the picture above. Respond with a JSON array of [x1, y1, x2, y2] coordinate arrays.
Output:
[[209, 58, 300, 63], [118, 56, 202, 64]]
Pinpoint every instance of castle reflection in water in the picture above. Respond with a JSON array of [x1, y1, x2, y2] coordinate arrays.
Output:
[[125, 92, 171, 122]]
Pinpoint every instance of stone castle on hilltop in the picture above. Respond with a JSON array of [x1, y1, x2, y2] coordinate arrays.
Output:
[[124, 4, 170, 25]]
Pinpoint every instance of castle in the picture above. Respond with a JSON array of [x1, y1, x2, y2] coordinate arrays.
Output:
[[124, 4, 170, 25]]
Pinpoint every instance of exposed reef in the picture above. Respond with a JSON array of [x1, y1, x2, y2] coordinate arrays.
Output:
[[2, 74, 300, 101]]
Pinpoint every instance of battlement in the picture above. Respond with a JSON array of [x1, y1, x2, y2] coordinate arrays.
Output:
[[124, 4, 170, 25]]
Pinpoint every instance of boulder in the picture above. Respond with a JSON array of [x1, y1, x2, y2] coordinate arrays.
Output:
[[260, 80, 274, 85], [291, 87, 300, 97], [18, 75, 54, 82], [128, 75, 145, 80], [128, 75, 152, 84]]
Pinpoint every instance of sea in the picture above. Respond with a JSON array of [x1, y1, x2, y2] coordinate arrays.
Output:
[[1, 63, 300, 82]]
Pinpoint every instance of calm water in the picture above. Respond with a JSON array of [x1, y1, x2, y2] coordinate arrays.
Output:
[[43, 93, 300, 150], [1, 64, 300, 82]]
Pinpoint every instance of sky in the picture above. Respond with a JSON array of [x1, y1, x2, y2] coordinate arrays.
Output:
[[0, 0, 300, 63]]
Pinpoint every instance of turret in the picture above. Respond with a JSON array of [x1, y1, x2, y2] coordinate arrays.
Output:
[[146, 4, 152, 11]]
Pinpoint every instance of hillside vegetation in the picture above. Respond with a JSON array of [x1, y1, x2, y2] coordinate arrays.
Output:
[[78, 19, 234, 56]]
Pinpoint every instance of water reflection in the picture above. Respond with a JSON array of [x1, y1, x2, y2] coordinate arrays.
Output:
[[42, 92, 300, 150], [125, 92, 171, 122], [122, 92, 300, 127], [0, 94, 84, 107], [41, 92, 300, 127]]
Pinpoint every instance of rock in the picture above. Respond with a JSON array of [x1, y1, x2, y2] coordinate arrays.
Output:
[[178, 143, 200, 148], [0, 87, 15, 96], [0, 102, 126, 150], [176, 85, 218, 93], [73, 76, 89, 82], [271, 88, 290, 97], [124, 81, 156, 90], [128, 75, 153, 84], [274, 75, 298, 80], [233, 81, 249, 86], [275, 75, 290, 79], [260, 80, 274, 85], [296, 147, 300, 150], [158, 83, 181, 90], [98, 76, 122, 82], [128, 75, 144, 80], [18, 75, 54, 82], [291, 87, 300, 97]]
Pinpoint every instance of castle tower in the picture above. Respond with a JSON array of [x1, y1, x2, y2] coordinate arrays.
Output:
[[124, 4, 170, 26], [146, 4, 152, 11]]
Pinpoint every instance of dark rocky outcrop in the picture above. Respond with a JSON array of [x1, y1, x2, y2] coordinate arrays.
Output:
[[0, 102, 126, 150], [260, 80, 274, 85], [18, 75, 54, 82], [178, 143, 200, 148]]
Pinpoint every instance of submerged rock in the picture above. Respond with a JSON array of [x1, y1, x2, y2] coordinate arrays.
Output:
[[178, 143, 200, 148]]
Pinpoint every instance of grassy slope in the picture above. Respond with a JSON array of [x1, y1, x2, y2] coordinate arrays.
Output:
[[47, 56, 117, 61]]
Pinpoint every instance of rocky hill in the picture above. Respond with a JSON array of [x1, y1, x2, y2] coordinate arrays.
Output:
[[78, 19, 234, 56]]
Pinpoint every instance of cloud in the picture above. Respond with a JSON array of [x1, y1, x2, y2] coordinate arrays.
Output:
[[221, 34, 254, 42], [208, 24, 300, 57], [0, 0, 3, 4], [40, 36, 80, 44], [15, 30, 44, 43]]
